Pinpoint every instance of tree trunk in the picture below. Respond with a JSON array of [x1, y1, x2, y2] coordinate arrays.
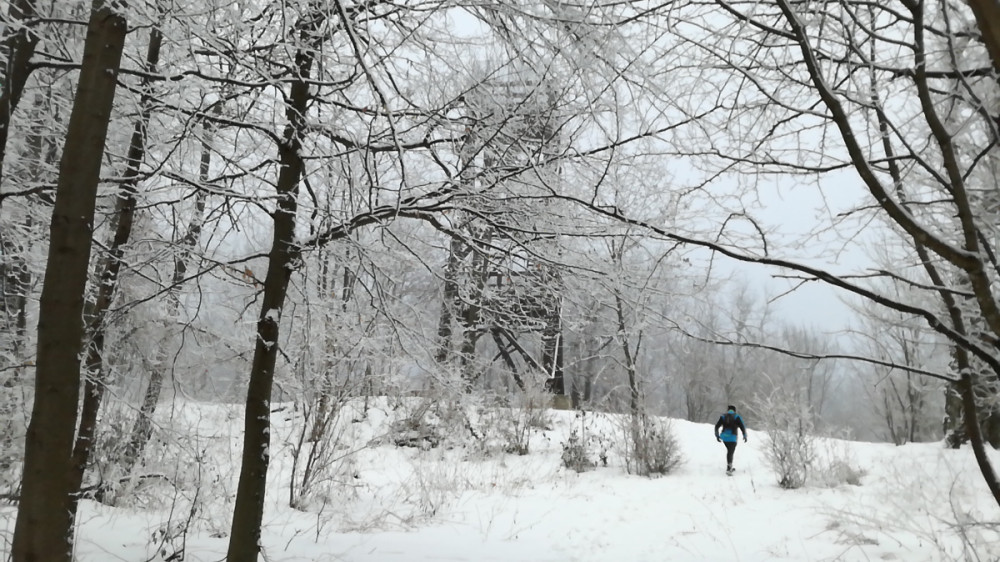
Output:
[[226, 35, 314, 562], [542, 292, 565, 395], [11, 3, 127, 560], [958, 372, 1000, 506], [975, 377, 1000, 448], [69, 22, 162, 511], [490, 328, 526, 391], [943, 363, 1000, 449], [614, 291, 639, 415], [117, 94, 215, 489], [541, 274, 566, 395], [0, 93, 48, 476], [435, 237, 470, 364], [0, 0, 41, 182], [458, 241, 488, 389], [965, 0, 1000, 78]]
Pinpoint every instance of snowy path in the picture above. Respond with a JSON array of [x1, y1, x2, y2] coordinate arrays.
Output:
[[5, 404, 997, 562]]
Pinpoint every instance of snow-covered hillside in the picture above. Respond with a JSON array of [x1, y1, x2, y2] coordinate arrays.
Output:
[[2, 399, 998, 561]]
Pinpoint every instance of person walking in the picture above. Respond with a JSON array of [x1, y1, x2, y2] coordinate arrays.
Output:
[[714, 405, 748, 475]]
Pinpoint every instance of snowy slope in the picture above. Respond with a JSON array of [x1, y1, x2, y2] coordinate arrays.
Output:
[[2, 399, 998, 562]]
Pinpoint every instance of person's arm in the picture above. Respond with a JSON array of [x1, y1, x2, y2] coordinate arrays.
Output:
[[738, 416, 748, 440], [714, 417, 723, 440]]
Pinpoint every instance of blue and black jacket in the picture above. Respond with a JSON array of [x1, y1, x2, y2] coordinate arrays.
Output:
[[714, 411, 747, 443]]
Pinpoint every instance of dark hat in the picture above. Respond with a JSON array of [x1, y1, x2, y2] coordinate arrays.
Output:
[[727, 405, 736, 412]]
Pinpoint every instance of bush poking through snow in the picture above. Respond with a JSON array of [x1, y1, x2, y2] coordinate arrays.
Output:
[[817, 459, 866, 487], [755, 391, 817, 489], [500, 388, 552, 455], [766, 425, 815, 489], [390, 399, 442, 450], [813, 436, 866, 488], [618, 412, 682, 477], [561, 410, 609, 472], [288, 390, 368, 510], [471, 387, 552, 456], [755, 393, 866, 489], [561, 429, 592, 472]]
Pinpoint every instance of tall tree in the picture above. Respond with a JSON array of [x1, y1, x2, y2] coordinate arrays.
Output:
[[588, 0, 1000, 506], [226, 5, 319, 559], [11, 0, 128, 559], [68, 17, 163, 510], [0, 0, 41, 181]]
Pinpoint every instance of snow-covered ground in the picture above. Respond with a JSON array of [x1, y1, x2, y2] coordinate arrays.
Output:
[[2, 398, 998, 561]]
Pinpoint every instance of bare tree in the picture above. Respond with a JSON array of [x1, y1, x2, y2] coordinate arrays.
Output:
[[11, 0, 128, 558], [850, 284, 946, 444], [580, 0, 1000, 506], [0, 0, 41, 181], [225, 2, 321, 556], [68, 16, 164, 511]]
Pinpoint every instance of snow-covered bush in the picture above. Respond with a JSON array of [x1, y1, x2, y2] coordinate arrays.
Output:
[[561, 429, 592, 472], [498, 387, 551, 455], [469, 387, 552, 457], [617, 412, 682, 476], [561, 409, 608, 472], [87, 402, 137, 502], [818, 458, 865, 487], [813, 435, 866, 487], [756, 392, 816, 489], [287, 392, 367, 511], [766, 425, 815, 489], [389, 398, 444, 450]]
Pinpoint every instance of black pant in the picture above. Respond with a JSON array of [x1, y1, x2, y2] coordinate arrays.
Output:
[[724, 441, 737, 467]]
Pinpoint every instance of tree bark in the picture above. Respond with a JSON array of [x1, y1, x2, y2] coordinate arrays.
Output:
[[0, 94, 42, 474], [11, 3, 127, 560], [458, 243, 487, 389], [226, 30, 314, 562], [614, 291, 639, 415], [0, 0, 41, 182], [542, 285, 565, 395], [435, 237, 470, 365], [958, 372, 1000, 506], [965, 0, 1000, 79], [68, 22, 162, 511]]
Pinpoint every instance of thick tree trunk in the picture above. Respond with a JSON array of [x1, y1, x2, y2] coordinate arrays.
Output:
[[226, 39, 313, 562], [10, 3, 127, 561], [69, 22, 162, 511], [966, 0, 1000, 79]]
